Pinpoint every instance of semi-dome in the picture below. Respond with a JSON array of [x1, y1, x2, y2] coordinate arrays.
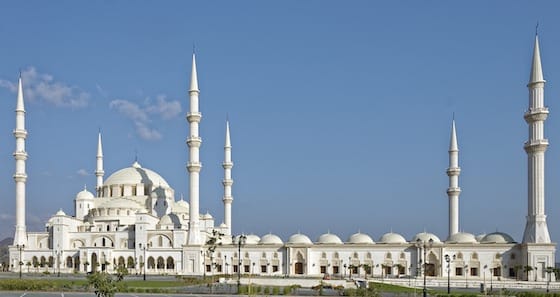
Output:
[[287, 233, 313, 245], [317, 233, 343, 244], [446, 232, 477, 244], [104, 161, 170, 188], [348, 232, 375, 244], [412, 232, 441, 243], [76, 188, 94, 200], [259, 234, 283, 245], [379, 232, 407, 244], [159, 214, 173, 225], [480, 232, 515, 244]]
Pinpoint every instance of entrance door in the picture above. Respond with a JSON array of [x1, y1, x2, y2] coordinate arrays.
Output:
[[426, 264, 436, 276], [295, 262, 304, 274]]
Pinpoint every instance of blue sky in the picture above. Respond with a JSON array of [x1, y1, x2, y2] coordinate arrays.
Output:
[[0, 1, 559, 245]]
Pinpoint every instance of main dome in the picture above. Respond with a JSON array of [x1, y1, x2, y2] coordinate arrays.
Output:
[[104, 161, 170, 188]]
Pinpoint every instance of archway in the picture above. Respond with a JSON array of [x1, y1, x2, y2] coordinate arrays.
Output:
[[166, 257, 174, 269], [91, 253, 98, 272]]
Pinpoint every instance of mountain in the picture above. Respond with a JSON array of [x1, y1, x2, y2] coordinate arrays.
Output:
[[0, 237, 12, 271]]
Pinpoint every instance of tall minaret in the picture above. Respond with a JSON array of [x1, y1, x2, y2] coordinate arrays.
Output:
[[95, 132, 104, 196], [13, 74, 28, 246], [522, 34, 551, 243], [446, 119, 461, 238], [222, 121, 233, 235], [187, 52, 202, 245]]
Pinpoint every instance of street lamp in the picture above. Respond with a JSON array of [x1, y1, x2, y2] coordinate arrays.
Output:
[[464, 265, 468, 288], [483, 264, 487, 294], [444, 254, 455, 294], [489, 266, 493, 293], [55, 250, 61, 277], [224, 255, 228, 277], [415, 238, 433, 297], [234, 234, 247, 294], [142, 245, 147, 281], [16, 244, 24, 279]]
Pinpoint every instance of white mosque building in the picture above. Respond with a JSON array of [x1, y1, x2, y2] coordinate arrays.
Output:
[[8, 35, 556, 282]]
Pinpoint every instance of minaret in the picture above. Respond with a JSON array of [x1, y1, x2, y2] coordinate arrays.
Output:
[[187, 53, 202, 245], [95, 132, 104, 196], [222, 121, 233, 235], [13, 74, 28, 246], [446, 119, 461, 238], [522, 34, 551, 243]]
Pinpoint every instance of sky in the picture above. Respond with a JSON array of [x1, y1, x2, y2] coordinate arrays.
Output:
[[0, 1, 560, 247]]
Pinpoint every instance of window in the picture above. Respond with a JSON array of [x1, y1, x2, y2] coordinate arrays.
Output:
[[320, 266, 326, 273], [510, 253, 516, 260], [261, 265, 267, 273], [470, 267, 478, 276], [206, 265, 211, 272], [233, 265, 238, 273], [456, 267, 463, 276], [244, 265, 250, 273], [509, 268, 515, 277], [333, 266, 339, 274], [273, 265, 279, 272], [385, 252, 392, 259], [471, 253, 478, 260]]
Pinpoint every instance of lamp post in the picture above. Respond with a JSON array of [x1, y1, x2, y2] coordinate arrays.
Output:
[[224, 255, 228, 278], [16, 244, 24, 279], [55, 250, 61, 277], [483, 264, 487, 294], [415, 238, 433, 297], [142, 245, 147, 281], [444, 254, 455, 294], [234, 234, 246, 294], [489, 266, 493, 293], [464, 265, 468, 288]]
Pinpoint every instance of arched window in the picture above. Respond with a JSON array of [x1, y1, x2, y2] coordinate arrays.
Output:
[[366, 252, 372, 259], [334, 252, 339, 259], [472, 253, 478, 260], [166, 257, 174, 269], [158, 236, 163, 247], [148, 257, 155, 269], [273, 252, 278, 259], [321, 252, 327, 259], [262, 252, 267, 258], [456, 252, 463, 260], [400, 252, 406, 259], [495, 253, 501, 259], [157, 257, 165, 269], [510, 253, 516, 260], [353, 252, 359, 259], [385, 252, 392, 259]]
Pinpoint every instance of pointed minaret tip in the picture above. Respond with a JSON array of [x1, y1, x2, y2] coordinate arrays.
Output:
[[449, 119, 458, 152], [529, 35, 545, 84], [189, 53, 199, 92], [97, 132, 103, 157], [16, 75, 24, 111], [225, 120, 231, 147]]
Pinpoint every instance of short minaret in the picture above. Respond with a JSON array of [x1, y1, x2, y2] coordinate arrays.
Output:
[[95, 132, 104, 196], [222, 121, 234, 235], [13, 75, 28, 246], [187, 52, 202, 245], [446, 119, 461, 238], [522, 34, 551, 243]]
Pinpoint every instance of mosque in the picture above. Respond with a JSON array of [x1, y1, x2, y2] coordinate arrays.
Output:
[[8, 35, 556, 282]]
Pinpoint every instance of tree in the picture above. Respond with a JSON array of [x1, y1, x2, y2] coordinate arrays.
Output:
[[523, 265, 533, 281], [87, 272, 118, 297], [26, 261, 31, 273], [514, 265, 523, 281], [115, 265, 128, 282]]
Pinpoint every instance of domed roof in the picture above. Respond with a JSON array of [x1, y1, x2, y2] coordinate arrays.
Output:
[[348, 232, 375, 244], [446, 232, 477, 244], [412, 232, 441, 243], [55, 209, 66, 216], [379, 232, 407, 244], [159, 214, 173, 225], [219, 222, 227, 228], [245, 234, 260, 244], [76, 188, 94, 200], [317, 233, 343, 244], [259, 234, 283, 245], [99, 198, 142, 209], [104, 161, 170, 188], [202, 212, 213, 220], [475, 233, 486, 242], [480, 232, 515, 244], [287, 233, 313, 245], [175, 199, 189, 208]]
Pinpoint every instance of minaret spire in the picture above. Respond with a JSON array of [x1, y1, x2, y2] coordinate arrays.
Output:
[[523, 34, 551, 243], [13, 74, 28, 246], [222, 120, 234, 235], [95, 131, 104, 196], [187, 52, 202, 245], [446, 119, 461, 238]]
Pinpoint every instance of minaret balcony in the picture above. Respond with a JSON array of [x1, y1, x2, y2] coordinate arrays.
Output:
[[222, 161, 233, 169], [13, 173, 28, 182], [13, 151, 28, 160], [223, 196, 233, 202], [187, 162, 202, 172], [446, 187, 461, 195], [524, 107, 549, 123], [187, 136, 202, 147], [186, 112, 202, 122], [12, 129, 28, 138], [524, 139, 549, 153], [222, 179, 234, 186], [446, 167, 461, 176]]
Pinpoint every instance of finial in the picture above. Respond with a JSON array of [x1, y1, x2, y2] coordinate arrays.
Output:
[[193, 43, 196, 54], [226, 112, 229, 122], [84, 184, 87, 191], [19, 68, 22, 79], [134, 149, 138, 162], [452, 112, 455, 121], [536, 21, 539, 36]]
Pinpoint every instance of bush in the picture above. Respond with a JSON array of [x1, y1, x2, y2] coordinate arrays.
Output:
[[273, 286, 280, 295]]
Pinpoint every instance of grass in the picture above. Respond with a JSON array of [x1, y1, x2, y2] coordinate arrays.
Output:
[[368, 282, 420, 293]]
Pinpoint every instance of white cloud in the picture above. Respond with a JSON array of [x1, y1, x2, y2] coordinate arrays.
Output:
[[109, 95, 181, 141], [0, 213, 14, 221], [0, 67, 90, 108], [76, 169, 89, 176]]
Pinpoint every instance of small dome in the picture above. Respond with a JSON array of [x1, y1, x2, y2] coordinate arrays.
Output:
[[55, 209, 66, 216], [219, 222, 227, 228], [379, 232, 407, 244], [159, 215, 173, 225], [259, 234, 283, 245], [412, 232, 441, 243], [446, 232, 477, 244], [348, 232, 375, 244], [176, 199, 189, 208], [76, 188, 94, 200], [104, 162, 170, 188], [317, 233, 343, 244], [287, 233, 313, 245], [475, 233, 486, 242], [245, 234, 260, 244], [480, 232, 515, 244], [202, 212, 213, 220]]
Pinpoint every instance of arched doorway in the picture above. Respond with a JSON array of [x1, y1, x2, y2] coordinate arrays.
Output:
[[157, 257, 164, 269], [91, 253, 98, 272], [294, 252, 305, 274], [166, 257, 174, 270]]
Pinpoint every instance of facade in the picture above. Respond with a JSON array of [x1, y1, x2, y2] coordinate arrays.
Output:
[[8, 36, 556, 282]]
